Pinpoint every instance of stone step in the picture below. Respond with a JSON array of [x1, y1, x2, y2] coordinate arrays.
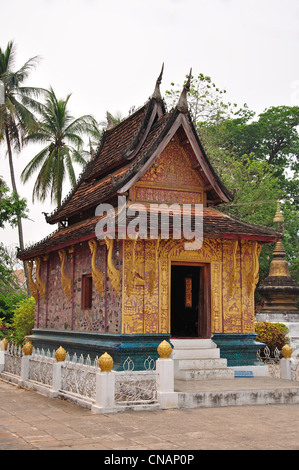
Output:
[[175, 367, 235, 381], [171, 338, 217, 350], [172, 348, 220, 360], [176, 358, 228, 370]]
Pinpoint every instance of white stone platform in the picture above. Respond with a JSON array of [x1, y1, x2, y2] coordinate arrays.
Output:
[[171, 338, 234, 380]]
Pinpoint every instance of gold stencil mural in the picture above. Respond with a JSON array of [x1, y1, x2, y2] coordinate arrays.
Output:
[[130, 136, 205, 205], [122, 238, 260, 335]]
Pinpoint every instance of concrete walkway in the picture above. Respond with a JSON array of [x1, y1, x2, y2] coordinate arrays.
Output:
[[0, 378, 299, 450]]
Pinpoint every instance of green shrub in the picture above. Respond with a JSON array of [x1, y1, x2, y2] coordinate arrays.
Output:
[[11, 297, 35, 345], [255, 321, 289, 353], [0, 290, 28, 323]]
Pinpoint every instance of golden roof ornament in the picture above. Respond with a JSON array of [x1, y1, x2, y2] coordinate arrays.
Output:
[[273, 200, 284, 225]]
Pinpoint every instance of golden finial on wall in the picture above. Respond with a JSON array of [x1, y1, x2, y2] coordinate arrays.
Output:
[[22, 341, 33, 356], [98, 352, 114, 372], [282, 344, 292, 358], [157, 340, 173, 359], [55, 346, 67, 362]]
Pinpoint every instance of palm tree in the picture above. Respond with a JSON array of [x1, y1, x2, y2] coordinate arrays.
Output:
[[21, 87, 97, 208], [0, 40, 42, 292]]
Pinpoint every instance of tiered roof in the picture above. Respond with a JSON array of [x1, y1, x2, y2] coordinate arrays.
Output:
[[18, 69, 282, 260]]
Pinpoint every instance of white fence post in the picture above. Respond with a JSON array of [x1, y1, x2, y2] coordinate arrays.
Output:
[[156, 358, 178, 409], [280, 345, 295, 380], [0, 350, 5, 372], [0, 339, 6, 372], [52, 362, 63, 396], [0, 339, 8, 372], [21, 341, 33, 382], [20, 355, 30, 382], [92, 370, 115, 413], [156, 341, 178, 409], [92, 352, 115, 413]]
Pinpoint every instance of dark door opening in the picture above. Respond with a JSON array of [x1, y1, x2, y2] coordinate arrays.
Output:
[[171, 263, 210, 338]]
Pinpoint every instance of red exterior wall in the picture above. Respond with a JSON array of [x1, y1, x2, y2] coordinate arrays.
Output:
[[35, 240, 123, 334]]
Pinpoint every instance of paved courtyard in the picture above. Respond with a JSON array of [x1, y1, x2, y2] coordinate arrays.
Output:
[[0, 379, 298, 450]]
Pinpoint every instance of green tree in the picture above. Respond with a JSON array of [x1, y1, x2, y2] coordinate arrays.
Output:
[[203, 105, 299, 207], [21, 87, 97, 207], [165, 72, 244, 124], [0, 177, 28, 292], [0, 178, 27, 228], [0, 41, 42, 290], [166, 74, 299, 285], [11, 296, 35, 345]]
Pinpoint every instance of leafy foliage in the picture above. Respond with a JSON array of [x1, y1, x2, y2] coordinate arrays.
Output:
[[11, 296, 35, 344], [166, 74, 299, 285], [255, 321, 289, 353], [0, 178, 27, 228], [21, 87, 97, 207], [0, 289, 28, 323]]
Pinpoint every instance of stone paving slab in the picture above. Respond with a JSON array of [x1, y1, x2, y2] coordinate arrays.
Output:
[[0, 378, 299, 450]]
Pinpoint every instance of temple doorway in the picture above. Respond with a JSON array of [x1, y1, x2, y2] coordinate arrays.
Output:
[[171, 263, 211, 338]]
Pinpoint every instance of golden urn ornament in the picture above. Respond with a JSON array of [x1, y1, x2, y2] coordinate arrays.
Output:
[[157, 340, 172, 359], [281, 344, 292, 358], [55, 346, 67, 362], [98, 352, 113, 372], [22, 341, 33, 356]]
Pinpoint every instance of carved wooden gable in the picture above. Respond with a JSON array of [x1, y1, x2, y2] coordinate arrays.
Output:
[[129, 135, 206, 205]]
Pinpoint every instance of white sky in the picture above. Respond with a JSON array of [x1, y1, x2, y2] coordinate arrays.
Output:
[[1, 0, 299, 254]]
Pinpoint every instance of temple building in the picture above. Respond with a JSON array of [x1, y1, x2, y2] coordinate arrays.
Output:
[[17, 69, 282, 373]]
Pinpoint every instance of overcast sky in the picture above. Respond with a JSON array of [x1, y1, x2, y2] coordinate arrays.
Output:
[[1, 0, 299, 254]]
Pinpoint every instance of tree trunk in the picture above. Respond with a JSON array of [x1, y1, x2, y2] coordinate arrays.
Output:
[[4, 125, 30, 294]]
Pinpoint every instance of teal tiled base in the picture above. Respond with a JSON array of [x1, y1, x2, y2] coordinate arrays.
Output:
[[212, 333, 265, 367], [28, 329, 171, 370]]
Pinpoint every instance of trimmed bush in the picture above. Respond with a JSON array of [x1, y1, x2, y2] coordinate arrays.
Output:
[[255, 321, 289, 353]]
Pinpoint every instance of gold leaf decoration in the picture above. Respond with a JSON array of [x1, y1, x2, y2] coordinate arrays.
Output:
[[149, 237, 160, 295], [127, 235, 145, 297], [228, 240, 238, 296], [58, 249, 72, 301], [88, 239, 104, 296], [26, 259, 38, 300], [105, 237, 120, 295], [34, 256, 46, 301]]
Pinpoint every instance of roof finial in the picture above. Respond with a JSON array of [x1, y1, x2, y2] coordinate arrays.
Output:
[[106, 111, 115, 130], [273, 200, 284, 227], [89, 137, 95, 159], [176, 68, 192, 113], [151, 63, 164, 100]]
